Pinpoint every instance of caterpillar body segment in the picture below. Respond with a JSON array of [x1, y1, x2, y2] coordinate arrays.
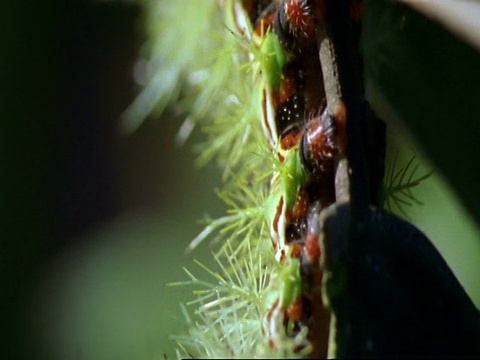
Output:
[[231, 0, 348, 356]]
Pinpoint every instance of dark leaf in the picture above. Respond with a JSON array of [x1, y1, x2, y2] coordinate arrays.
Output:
[[321, 203, 480, 358]]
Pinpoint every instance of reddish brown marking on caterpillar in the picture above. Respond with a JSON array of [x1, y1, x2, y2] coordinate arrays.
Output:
[[334, 101, 347, 125], [267, 299, 279, 321], [291, 188, 310, 219], [265, 300, 278, 348], [335, 101, 348, 155], [306, 281, 330, 358], [301, 235, 329, 358], [304, 231, 320, 263], [279, 70, 298, 104], [280, 130, 303, 150], [271, 237, 277, 250], [286, 295, 303, 321], [290, 242, 304, 258], [272, 196, 284, 233]]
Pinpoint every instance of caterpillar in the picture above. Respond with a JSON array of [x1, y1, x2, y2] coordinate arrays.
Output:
[[240, 1, 354, 356], [180, 0, 356, 356]]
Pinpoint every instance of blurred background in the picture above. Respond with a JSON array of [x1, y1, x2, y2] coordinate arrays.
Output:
[[1, 1, 479, 359], [0, 1, 223, 359]]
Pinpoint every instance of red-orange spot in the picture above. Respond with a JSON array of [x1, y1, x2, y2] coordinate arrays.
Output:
[[335, 101, 347, 124], [305, 231, 321, 263], [286, 296, 303, 321], [280, 130, 303, 150], [279, 71, 297, 104], [335, 101, 348, 155], [291, 188, 310, 219]]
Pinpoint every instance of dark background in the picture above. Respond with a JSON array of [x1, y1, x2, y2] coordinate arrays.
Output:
[[0, 2, 218, 358], [0, 2, 138, 357]]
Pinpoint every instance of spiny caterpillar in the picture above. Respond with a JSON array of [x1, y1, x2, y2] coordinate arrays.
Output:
[[183, 0, 345, 357], [129, 0, 431, 358]]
